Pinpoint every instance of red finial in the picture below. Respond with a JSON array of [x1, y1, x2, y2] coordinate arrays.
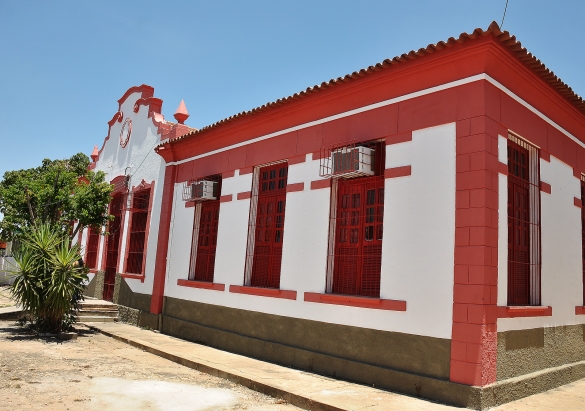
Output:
[[174, 99, 189, 124], [91, 145, 99, 162]]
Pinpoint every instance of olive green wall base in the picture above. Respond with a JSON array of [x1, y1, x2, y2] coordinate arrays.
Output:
[[112, 275, 156, 329], [83, 271, 104, 299], [497, 325, 585, 380]]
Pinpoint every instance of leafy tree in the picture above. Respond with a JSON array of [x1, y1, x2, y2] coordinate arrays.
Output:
[[9, 224, 88, 333], [0, 153, 113, 241]]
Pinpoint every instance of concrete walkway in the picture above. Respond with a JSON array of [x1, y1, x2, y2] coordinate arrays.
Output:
[[85, 322, 585, 411]]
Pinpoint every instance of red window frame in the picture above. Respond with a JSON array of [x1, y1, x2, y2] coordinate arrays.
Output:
[[84, 226, 100, 270], [249, 163, 288, 289], [103, 193, 124, 301], [507, 137, 541, 306], [329, 141, 385, 298], [124, 188, 151, 275], [189, 178, 222, 282]]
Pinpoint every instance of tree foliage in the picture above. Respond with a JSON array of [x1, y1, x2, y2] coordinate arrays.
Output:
[[0, 153, 113, 241], [9, 224, 88, 333]]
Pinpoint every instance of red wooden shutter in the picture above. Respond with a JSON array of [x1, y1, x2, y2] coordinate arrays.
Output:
[[85, 226, 100, 269], [103, 193, 124, 301], [507, 140, 531, 306], [250, 163, 288, 288], [333, 175, 384, 297], [191, 201, 220, 282], [125, 189, 151, 275]]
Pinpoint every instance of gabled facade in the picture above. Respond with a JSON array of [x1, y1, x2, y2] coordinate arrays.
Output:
[[86, 23, 585, 409]]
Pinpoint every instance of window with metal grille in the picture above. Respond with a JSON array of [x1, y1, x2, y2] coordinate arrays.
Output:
[[245, 163, 288, 289], [507, 133, 541, 306], [327, 141, 385, 297], [84, 226, 100, 269], [188, 177, 222, 282], [125, 189, 151, 275], [581, 176, 585, 305]]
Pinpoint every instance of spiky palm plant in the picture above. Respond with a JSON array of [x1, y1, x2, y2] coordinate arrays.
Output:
[[9, 224, 87, 333]]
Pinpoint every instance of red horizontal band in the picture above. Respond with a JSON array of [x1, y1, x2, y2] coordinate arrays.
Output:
[[574, 168, 583, 179], [575, 197, 582, 208], [177, 279, 225, 291], [288, 154, 306, 165], [384, 165, 411, 179], [185, 201, 196, 208], [539, 150, 550, 162], [575, 306, 585, 315], [120, 273, 145, 283], [498, 162, 508, 175], [239, 167, 254, 175], [385, 131, 412, 145], [310, 179, 331, 190], [237, 191, 252, 200], [229, 285, 297, 300], [220, 194, 233, 203], [304, 292, 406, 311], [222, 170, 235, 179], [312, 151, 321, 161], [497, 306, 552, 318], [286, 182, 304, 193], [540, 181, 551, 194]]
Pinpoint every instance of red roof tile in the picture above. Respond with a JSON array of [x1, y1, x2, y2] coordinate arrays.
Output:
[[160, 22, 584, 148]]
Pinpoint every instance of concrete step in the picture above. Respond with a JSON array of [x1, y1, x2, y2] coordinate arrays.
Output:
[[79, 316, 118, 323]]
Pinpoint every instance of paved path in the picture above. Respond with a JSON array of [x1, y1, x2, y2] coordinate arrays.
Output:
[[85, 322, 585, 411]]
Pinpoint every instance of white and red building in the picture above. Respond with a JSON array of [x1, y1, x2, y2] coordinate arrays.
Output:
[[84, 23, 585, 409]]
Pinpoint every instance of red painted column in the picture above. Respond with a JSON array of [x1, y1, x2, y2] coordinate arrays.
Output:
[[150, 164, 177, 314], [450, 115, 504, 386]]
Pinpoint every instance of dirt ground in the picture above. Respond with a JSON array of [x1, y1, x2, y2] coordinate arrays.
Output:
[[0, 320, 301, 411]]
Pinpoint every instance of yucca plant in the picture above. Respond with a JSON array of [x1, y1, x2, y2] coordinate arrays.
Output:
[[8, 223, 87, 333]]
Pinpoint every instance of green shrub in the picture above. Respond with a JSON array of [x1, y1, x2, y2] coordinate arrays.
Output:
[[8, 224, 88, 333]]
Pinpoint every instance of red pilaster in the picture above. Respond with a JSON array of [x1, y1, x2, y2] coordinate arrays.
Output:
[[150, 165, 177, 314], [451, 116, 501, 386]]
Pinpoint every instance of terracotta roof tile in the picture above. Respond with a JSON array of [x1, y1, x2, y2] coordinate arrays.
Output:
[[160, 22, 584, 148]]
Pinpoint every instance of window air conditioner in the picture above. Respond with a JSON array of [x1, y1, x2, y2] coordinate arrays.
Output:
[[331, 146, 375, 177], [191, 180, 218, 201]]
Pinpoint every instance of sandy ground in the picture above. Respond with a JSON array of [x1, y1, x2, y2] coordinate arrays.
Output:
[[0, 321, 301, 411]]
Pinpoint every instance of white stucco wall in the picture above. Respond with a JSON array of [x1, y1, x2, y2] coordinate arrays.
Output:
[[87, 91, 166, 295], [164, 122, 457, 340], [498, 153, 585, 331]]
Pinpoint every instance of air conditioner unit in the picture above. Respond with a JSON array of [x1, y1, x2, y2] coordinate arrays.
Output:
[[191, 180, 218, 201], [331, 146, 374, 177]]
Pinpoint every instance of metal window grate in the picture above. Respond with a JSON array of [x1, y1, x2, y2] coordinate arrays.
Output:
[[125, 189, 151, 275], [245, 163, 288, 289], [188, 177, 222, 282], [507, 133, 541, 306], [84, 226, 100, 269]]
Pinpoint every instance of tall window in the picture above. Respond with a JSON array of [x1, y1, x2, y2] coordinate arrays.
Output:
[[581, 176, 585, 305], [328, 141, 385, 297], [85, 226, 100, 269], [189, 178, 221, 282], [125, 188, 151, 275], [247, 163, 288, 289], [507, 133, 541, 306]]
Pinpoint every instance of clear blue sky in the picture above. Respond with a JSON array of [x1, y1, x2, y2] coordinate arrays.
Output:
[[1, 0, 584, 177]]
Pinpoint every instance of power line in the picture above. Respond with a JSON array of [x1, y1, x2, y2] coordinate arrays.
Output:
[[500, 0, 509, 30]]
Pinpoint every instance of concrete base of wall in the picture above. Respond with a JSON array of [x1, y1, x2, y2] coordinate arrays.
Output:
[[83, 271, 104, 300], [112, 275, 157, 329]]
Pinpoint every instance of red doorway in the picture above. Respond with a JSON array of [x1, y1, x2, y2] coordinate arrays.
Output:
[[103, 193, 123, 301]]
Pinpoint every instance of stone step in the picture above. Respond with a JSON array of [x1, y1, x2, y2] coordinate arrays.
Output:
[[79, 316, 118, 323], [78, 309, 118, 317]]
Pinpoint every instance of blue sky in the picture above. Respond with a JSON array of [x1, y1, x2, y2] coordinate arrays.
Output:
[[1, 0, 584, 177]]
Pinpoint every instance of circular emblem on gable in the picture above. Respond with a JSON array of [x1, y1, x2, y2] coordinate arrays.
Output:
[[120, 118, 132, 148]]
